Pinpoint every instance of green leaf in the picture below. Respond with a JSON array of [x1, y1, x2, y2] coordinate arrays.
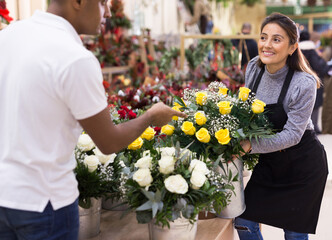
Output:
[[173, 96, 186, 107], [141, 189, 155, 201], [137, 201, 153, 211]]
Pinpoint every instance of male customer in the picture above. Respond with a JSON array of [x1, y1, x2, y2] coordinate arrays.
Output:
[[0, 0, 186, 239], [299, 30, 329, 134], [231, 23, 258, 68]]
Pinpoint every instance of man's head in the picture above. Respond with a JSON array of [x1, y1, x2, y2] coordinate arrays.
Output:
[[299, 30, 310, 42], [48, 0, 111, 35], [241, 23, 252, 35]]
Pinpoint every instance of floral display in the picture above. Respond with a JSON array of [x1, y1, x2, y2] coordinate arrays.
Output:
[[160, 81, 274, 170], [107, 0, 131, 34], [108, 81, 187, 110], [122, 144, 233, 227], [74, 133, 125, 208], [0, 0, 13, 24]]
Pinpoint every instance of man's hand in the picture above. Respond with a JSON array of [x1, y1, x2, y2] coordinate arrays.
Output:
[[147, 102, 187, 127]]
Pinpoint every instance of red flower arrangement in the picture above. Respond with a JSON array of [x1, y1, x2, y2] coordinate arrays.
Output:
[[0, 0, 13, 24]]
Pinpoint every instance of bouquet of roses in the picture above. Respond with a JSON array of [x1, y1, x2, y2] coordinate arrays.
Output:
[[122, 142, 234, 228], [160, 81, 274, 170], [74, 133, 125, 208]]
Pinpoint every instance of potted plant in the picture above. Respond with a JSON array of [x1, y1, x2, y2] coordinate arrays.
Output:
[[74, 133, 125, 238], [122, 143, 233, 240]]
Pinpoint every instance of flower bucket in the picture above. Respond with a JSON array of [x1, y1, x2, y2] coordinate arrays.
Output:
[[217, 158, 246, 219], [148, 216, 198, 240], [78, 198, 102, 239], [102, 194, 128, 211]]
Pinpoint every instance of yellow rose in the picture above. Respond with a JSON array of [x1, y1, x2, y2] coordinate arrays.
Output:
[[195, 128, 211, 143], [181, 121, 196, 136], [215, 129, 231, 145], [218, 87, 228, 96], [194, 111, 207, 126], [195, 92, 208, 106], [217, 101, 232, 115], [141, 127, 156, 141], [172, 106, 181, 121], [161, 125, 175, 136], [128, 137, 144, 150], [238, 87, 251, 101], [252, 99, 266, 114]]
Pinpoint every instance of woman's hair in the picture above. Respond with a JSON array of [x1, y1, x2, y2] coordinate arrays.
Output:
[[257, 12, 320, 88]]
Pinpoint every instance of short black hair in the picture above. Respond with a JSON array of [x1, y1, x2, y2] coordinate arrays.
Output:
[[300, 31, 310, 42]]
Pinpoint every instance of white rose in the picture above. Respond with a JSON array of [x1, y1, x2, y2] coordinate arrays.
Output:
[[77, 134, 95, 151], [164, 174, 188, 194], [133, 95, 140, 102], [83, 155, 99, 172], [133, 169, 153, 187], [190, 170, 207, 190], [93, 148, 116, 165], [135, 156, 152, 169], [158, 156, 176, 174], [159, 147, 176, 157], [189, 159, 209, 175]]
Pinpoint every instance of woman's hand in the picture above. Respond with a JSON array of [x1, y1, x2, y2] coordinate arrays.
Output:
[[232, 140, 252, 160]]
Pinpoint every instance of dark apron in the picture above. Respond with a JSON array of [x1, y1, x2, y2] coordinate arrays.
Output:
[[240, 67, 328, 234]]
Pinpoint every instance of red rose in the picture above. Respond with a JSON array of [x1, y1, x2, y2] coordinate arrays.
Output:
[[118, 109, 126, 119], [128, 110, 137, 119], [153, 127, 161, 135], [120, 105, 129, 112]]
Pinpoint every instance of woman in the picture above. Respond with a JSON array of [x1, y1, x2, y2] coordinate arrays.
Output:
[[234, 13, 328, 240]]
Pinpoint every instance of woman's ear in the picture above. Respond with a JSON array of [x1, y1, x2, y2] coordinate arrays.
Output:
[[289, 42, 298, 56]]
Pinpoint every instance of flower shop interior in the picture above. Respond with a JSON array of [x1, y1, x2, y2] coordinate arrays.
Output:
[[1, 0, 332, 239]]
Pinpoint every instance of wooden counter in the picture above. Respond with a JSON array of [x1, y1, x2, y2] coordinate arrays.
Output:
[[86, 210, 234, 240]]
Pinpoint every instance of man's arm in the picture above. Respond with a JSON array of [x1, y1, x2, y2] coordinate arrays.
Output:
[[78, 102, 186, 154]]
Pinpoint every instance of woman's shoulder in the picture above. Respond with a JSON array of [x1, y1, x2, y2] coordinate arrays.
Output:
[[246, 56, 261, 75], [244, 56, 260, 87], [292, 70, 316, 87], [289, 71, 317, 100], [247, 56, 260, 70]]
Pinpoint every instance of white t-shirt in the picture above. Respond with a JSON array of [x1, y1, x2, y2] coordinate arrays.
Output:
[[0, 11, 107, 212]]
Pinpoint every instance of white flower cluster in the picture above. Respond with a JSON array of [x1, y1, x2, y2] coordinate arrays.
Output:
[[131, 147, 209, 195], [208, 115, 240, 135], [207, 81, 227, 92], [189, 159, 210, 190], [207, 169, 226, 192], [75, 133, 123, 184], [119, 172, 129, 196]]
